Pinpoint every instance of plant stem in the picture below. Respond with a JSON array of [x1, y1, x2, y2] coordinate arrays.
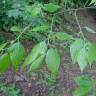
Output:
[[74, 10, 85, 40], [14, 23, 32, 42], [47, 14, 55, 46]]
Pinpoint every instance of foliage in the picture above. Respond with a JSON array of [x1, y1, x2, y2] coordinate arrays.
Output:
[[73, 75, 96, 96], [0, 82, 22, 96], [0, 0, 96, 95]]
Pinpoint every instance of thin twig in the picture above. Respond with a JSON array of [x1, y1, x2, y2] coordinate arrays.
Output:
[[55, 6, 96, 15], [74, 10, 85, 40]]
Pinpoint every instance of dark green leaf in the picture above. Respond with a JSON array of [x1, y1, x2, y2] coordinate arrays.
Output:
[[0, 43, 7, 51]]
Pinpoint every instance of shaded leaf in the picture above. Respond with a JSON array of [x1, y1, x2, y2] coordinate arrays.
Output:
[[74, 75, 95, 87], [73, 87, 91, 96], [0, 43, 7, 51]]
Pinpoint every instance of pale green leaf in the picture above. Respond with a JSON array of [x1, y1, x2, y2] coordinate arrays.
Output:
[[10, 26, 22, 32], [32, 25, 49, 32], [56, 32, 73, 41], [0, 53, 11, 73], [77, 47, 88, 71], [43, 3, 59, 13], [26, 4, 42, 17], [70, 39, 85, 64], [90, 0, 96, 5], [8, 42, 25, 69], [87, 43, 96, 64], [23, 41, 47, 66], [84, 26, 96, 33], [46, 48, 60, 75], [29, 55, 45, 71]]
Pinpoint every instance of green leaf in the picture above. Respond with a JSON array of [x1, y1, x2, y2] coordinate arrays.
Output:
[[10, 26, 22, 32], [0, 53, 11, 73], [0, 43, 7, 51], [77, 47, 88, 71], [84, 26, 96, 33], [46, 48, 60, 76], [74, 75, 95, 96], [74, 75, 95, 87], [29, 55, 45, 71], [87, 43, 96, 64], [23, 41, 47, 67], [92, 92, 96, 96], [55, 32, 73, 41], [90, 0, 96, 5], [32, 25, 49, 32], [8, 42, 25, 69], [26, 4, 42, 17], [73, 87, 91, 96], [70, 39, 85, 64], [43, 3, 59, 13]]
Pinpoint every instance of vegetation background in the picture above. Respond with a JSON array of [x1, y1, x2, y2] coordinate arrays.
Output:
[[0, 0, 96, 96]]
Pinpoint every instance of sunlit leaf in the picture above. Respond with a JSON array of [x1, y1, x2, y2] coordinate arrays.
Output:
[[29, 54, 45, 71], [10, 26, 22, 32], [77, 47, 88, 71], [56, 32, 73, 41], [32, 25, 49, 32], [43, 3, 59, 13], [87, 43, 96, 64], [90, 0, 96, 5], [84, 26, 96, 33], [70, 39, 85, 64], [0, 53, 11, 73], [23, 41, 47, 67], [8, 42, 25, 69], [46, 48, 60, 76]]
